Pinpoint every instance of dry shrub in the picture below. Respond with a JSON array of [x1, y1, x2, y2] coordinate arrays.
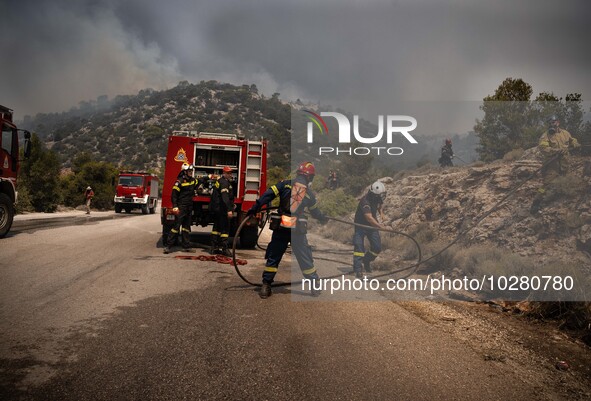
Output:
[[451, 245, 535, 277], [545, 175, 587, 203], [503, 148, 525, 161], [316, 221, 354, 245], [525, 302, 591, 337]]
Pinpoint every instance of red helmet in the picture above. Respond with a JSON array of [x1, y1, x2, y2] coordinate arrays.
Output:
[[296, 161, 315, 177], [222, 166, 232, 173], [445, 138, 452, 145]]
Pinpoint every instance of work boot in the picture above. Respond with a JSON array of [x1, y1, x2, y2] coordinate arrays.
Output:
[[219, 240, 232, 257], [163, 247, 171, 254], [355, 271, 363, 279], [209, 235, 220, 255], [363, 258, 373, 273], [259, 283, 272, 299]]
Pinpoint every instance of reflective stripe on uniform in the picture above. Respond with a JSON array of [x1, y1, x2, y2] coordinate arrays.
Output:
[[221, 188, 229, 193], [309, 203, 318, 210], [353, 252, 365, 257], [271, 185, 279, 196], [220, 234, 229, 238], [173, 186, 180, 191], [181, 182, 194, 186], [302, 267, 316, 275], [369, 250, 379, 256], [171, 229, 179, 234], [211, 231, 220, 235], [539, 141, 550, 147], [181, 228, 191, 233], [264, 266, 278, 273]]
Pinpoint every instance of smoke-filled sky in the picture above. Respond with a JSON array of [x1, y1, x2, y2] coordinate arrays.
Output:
[[1, 0, 590, 119]]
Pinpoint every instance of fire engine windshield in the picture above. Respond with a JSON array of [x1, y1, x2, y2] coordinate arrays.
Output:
[[118, 176, 144, 186]]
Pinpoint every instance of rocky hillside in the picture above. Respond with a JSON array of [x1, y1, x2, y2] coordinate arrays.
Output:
[[379, 149, 591, 268], [21, 81, 292, 172]]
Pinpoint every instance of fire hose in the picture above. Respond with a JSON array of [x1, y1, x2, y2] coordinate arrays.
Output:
[[231, 153, 561, 288]]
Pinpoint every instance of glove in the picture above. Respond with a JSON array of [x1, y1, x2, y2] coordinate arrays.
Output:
[[246, 208, 257, 217]]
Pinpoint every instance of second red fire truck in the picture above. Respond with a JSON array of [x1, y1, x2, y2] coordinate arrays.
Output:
[[114, 171, 159, 214], [161, 131, 267, 248]]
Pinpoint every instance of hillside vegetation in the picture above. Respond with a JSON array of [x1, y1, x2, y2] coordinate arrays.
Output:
[[22, 81, 291, 172]]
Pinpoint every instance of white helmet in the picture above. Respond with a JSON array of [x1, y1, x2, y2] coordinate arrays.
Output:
[[369, 181, 386, 195], [181, 163, 194, 171]]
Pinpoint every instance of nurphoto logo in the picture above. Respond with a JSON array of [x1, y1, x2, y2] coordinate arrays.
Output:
[[303, 109, 418, 156]]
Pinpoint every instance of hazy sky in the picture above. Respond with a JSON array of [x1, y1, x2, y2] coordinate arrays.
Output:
[[1, 0, 590, 119]]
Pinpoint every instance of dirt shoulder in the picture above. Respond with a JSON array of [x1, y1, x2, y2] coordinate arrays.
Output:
[[399, 300, 591, 400]]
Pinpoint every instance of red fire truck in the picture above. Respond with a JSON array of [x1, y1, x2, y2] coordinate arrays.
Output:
[[0, 105, 31, 238], [161, 131, 267, 248], [114, 171, 159, 214]]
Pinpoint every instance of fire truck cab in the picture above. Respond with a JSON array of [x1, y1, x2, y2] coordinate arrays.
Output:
[[114, 171, 159, 214], [0, 105, 30, 238], [161, 131, 267, 248]]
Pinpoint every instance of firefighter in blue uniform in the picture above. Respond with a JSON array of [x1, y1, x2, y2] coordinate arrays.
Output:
[[164, 163, 197, 254], [247, 161, 328, 298], [209, 166, 235, 256], [352, 181, 387, 278]]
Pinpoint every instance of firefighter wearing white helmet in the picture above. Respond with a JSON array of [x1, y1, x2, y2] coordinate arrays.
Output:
[[352, 180, 387, 278], [164, 163, 197, 254]]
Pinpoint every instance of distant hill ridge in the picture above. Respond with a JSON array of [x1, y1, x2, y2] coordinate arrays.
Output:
[[22, 80, 292, 172]]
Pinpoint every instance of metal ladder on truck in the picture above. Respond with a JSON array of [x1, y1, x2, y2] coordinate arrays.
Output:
[[243, 140, 263, 203]]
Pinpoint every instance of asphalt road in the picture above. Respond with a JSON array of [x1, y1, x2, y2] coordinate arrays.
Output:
[[0, 212, 562, 400]]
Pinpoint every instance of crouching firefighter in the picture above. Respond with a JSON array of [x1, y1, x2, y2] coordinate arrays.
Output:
[[352, 181, 387, 278], [164, 163, 197, 254], [209, 166, 235, 256], [247, 161, 328, 298]]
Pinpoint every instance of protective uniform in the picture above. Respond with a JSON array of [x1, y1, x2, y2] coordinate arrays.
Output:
[[439, 139, 454, 167], [352, 184, 384, 277], [248, 162, 327, 297], [210, 168, 235, 255], [538, 128, 580, 179], [531, 116, 580, 214], [165, 165, 197, 253]]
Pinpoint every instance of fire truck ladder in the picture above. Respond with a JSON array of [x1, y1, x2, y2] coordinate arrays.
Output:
[[244, 141, 263, 202]]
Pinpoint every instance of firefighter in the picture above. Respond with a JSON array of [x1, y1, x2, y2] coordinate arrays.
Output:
[[84, 186, 94, 214], [531, 115, 580, 213], [327, 170, 338, 190], [164, 163, 197, 254], [209, 166, 235, 256], [247, 161, 328, 298], [439, 138, 454, 167], [352, 181, 387, 278], [538, 115, 580, 179]]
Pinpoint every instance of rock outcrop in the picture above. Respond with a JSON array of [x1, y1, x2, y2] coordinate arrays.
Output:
[[379, 150, 591, 266]]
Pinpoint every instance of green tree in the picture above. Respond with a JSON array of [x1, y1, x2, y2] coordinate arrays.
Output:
[[20, 134, 62, 212], [61, 155, 118, 210], [474, 78, 534, 161]]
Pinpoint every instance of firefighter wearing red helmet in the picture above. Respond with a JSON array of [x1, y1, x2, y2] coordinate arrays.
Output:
[[209, 165, 235, 256], [164, 163, 197, 254], [247, 161, 328, 298]]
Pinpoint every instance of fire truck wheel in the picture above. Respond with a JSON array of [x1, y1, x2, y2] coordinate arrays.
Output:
[[0, 193, 14, 238], [141, 204, 149, 215], [114, 204, 122, 213], [149, 206, 156, 214], [239, 225, 258, 249]]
